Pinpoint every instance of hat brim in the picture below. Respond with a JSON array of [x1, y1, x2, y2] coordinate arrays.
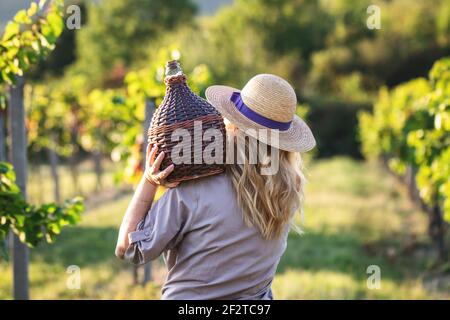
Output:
[[205, 85, 316, 153]]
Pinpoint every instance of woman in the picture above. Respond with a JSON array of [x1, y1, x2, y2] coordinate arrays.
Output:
[[115, 74, 316, 299]]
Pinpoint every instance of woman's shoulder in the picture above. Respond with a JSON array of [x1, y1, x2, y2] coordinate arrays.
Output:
[[179, 172, 230, 190], [163, 172, 231, 200], [171, 173, 232, 203]]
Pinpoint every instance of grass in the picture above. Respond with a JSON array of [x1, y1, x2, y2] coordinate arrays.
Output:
[[0, 157, 448, 299], [27, 159, 119, 204]]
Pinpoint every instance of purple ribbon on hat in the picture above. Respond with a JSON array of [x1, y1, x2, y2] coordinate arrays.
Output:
[[230, 92, 292, 131]]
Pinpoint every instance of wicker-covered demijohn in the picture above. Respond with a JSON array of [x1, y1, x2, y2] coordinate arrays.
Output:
[[147, 60, 226, 183]]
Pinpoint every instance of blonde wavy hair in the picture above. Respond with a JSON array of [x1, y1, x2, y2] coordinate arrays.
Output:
[[226, 125, 305, 240]]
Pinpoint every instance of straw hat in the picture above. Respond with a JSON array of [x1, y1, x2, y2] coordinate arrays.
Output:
[[205, 74, 316, 152]]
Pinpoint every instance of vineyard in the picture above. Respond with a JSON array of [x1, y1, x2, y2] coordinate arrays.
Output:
[[359, 58, 450, 261], [1, 0, 450, 300]]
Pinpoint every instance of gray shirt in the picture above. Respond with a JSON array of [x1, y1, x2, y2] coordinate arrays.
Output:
[[124, 173, 289, 300]]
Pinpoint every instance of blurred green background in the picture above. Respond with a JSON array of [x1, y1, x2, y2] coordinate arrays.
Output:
[[0, 0, 449, 299]]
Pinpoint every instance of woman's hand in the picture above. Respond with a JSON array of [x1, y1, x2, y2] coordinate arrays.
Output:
[[144, 144, 179, 188]]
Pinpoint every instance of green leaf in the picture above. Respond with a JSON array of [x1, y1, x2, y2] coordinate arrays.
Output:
[[27, 2, 38, 17], [19, 231, 26, 243], [46, 12, 64, 38], [48, 223, 61, 235], [1, 69, 15, 85], [2, 22, 20, 41], [435, 113, 442, 130], [13, 10, 31, 24], [38, 33, 50, 48], [31, 40, 41, 53], [45, 233, 54, 244], [14, 215, 25, 227], [40, 24, 56, 45]]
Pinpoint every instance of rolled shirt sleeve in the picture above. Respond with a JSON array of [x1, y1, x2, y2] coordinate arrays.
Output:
[[124, 185, 197, 265]]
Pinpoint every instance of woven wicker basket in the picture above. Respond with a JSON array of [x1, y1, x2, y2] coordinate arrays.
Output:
[[147, 60, 226, 183]]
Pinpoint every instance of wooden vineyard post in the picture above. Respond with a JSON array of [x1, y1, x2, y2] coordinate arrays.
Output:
[[133, 98, 156, 285], [142, 98, 155, 285], [46, 137, 61, 203], [0, 108, 6, 162], [9, 76, 29, 300], [0, 96, 7, 263]]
